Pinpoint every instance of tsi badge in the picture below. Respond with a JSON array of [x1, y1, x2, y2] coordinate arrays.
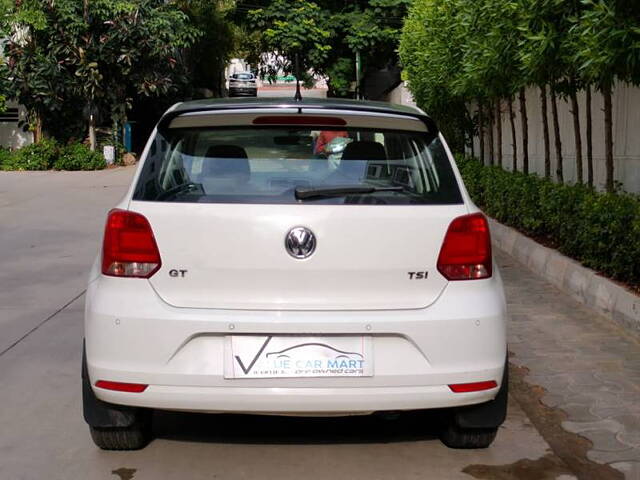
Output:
[[408, 271, 429, 279], [285, 226, 316, 259]]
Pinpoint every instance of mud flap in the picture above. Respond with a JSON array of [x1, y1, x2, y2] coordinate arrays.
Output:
[[82, 341, 143, 428], [454, 358, 508, 429]]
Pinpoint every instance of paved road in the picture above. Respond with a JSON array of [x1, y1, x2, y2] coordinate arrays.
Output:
[[0, 168, 638, 480], [502, 252, 640, 478], [0, 169, 133, 354], [257, 85, 327, 98]]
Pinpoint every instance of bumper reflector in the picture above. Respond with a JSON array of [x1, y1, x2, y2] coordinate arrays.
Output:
[[95, 380, 148, 393], [448, 381, 498, 393]]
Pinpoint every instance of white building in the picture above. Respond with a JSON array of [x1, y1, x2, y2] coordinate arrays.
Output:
[[0, 102, 32, 149]]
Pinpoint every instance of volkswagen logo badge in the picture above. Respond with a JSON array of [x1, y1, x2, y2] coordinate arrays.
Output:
[[285, 227, 316, 259]]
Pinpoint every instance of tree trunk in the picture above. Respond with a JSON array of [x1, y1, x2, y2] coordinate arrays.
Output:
[[89, 114, 97, 152], [570, 88, 583, 183], [519, 87, 529, 174], [603, 83, 614, 192], [33, 113, 43, 143], [550, 85, 563, 183], [495, 98, 503, 167], [540, 85, 551, 178], [467, 107, 474, 158], [488, 102, 495, 166], [478, 99, 485, 165], [586, 86, 594, 187], [508, 96, 517, 171]]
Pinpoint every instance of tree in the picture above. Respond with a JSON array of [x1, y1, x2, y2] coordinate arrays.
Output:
[[401, 0, 640, 195], [4, 0, 200, 146], [457, 0, 523, 169], [0, 55, 11, 114], [177, 0, 236, 98], [400, 0, 471, 152], [401, 0, 524, 156], [518, 87, 529, 173], [550, 0, 591, 185], [0, 0, 10, 113], [573, 0, 640, 192], [585, 85, 593, 186], [242, 0, 410, 97], [245, 0, 331, 83], [518, 0, 574, 182]]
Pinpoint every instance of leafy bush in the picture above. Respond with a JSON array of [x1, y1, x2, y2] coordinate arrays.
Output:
[[2, 139, 59, 171], [456, 155, 640, 286], [53, 143, 106, 171], [0, 141, 108, 171], [0, 147, 11, 169]]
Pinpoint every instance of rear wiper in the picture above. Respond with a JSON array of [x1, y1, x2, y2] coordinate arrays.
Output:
[[295, 185, 403, 200]]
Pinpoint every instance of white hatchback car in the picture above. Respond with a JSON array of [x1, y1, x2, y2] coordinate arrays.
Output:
[[83, 98, 507, 450]]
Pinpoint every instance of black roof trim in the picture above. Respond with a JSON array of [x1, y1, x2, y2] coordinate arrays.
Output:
[[157, 98, 438, 134]]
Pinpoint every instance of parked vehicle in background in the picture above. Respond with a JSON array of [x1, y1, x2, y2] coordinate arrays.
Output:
[[83, 98, 508, 452], [228, 72, 257, 97]]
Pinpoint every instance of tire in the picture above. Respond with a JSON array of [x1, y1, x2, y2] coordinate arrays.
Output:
[[82, 342, 153, 450], [89, 421, 152, 450], [440, 360, 508, 449], [439, 423, 498, 449]]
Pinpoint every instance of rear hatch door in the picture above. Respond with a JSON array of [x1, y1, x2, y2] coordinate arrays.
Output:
[[132, 202, 466, 310]]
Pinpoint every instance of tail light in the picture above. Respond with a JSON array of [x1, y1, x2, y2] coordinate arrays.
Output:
[[102, 209, 161, 278], [252, 116, 347, 126], [95, 380, 148, 393], [449, 381, 498, 393], [437, 213, 492, 280]]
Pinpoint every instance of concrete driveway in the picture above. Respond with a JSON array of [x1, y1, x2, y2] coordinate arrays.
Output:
[[0, 168, 634, 480]]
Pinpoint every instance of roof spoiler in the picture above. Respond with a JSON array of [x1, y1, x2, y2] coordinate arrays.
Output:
[[157, 103, 439, 136]]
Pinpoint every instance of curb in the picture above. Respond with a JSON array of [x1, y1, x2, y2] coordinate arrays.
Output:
[[489, 219, 640, 336]]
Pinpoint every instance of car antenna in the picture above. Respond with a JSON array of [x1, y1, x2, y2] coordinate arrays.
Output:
[[294, 52, 302, 102]]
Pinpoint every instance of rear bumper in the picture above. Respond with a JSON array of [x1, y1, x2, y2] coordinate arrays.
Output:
[[229, 87, 257, 96], [85, 269, 507, 414], [95, 384, 499, 414]]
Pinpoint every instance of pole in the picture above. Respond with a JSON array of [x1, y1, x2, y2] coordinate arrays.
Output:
[[355, 51, 361, 99], [294, 53, 302, 101]]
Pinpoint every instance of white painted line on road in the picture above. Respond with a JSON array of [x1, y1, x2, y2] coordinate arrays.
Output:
[[0, 290, 86, 358]]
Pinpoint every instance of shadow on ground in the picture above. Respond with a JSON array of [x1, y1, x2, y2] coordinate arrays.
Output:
[[153, 409, 444, 445]]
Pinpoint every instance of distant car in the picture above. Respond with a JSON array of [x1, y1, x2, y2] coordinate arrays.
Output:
[[228, 72, 257, 97], [83, 98, 508, 451]]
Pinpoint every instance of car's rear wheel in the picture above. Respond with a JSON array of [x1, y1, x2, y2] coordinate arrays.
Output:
[[82, 343, 153, 450], [440, 360, 508, 449], [439, 423, 498, 449], [89, 420, 152, 451]]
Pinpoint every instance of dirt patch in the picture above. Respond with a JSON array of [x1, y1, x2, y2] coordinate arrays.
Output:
[[111, 468, 137, 480], [464, 454, 571, 480], [465, 362, 625, 480]]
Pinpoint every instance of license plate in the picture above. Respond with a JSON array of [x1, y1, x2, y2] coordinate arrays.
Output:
[[224, 335, 373, 379]]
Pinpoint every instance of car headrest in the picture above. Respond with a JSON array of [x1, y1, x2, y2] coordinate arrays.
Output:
[[203, 145, 250, 180], [341, 141, 387, 161]]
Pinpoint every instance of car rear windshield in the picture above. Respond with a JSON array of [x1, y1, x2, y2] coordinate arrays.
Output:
[[233, 73, 254, 80], [133, 125, 463, 205]]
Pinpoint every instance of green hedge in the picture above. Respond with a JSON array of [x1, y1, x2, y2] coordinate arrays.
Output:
[[54, 143, 106, 171], [2, 139, 58, 170], [0, 140, 106, 171], [456, 156, 640, 287], [0, 147, 11, 167]]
